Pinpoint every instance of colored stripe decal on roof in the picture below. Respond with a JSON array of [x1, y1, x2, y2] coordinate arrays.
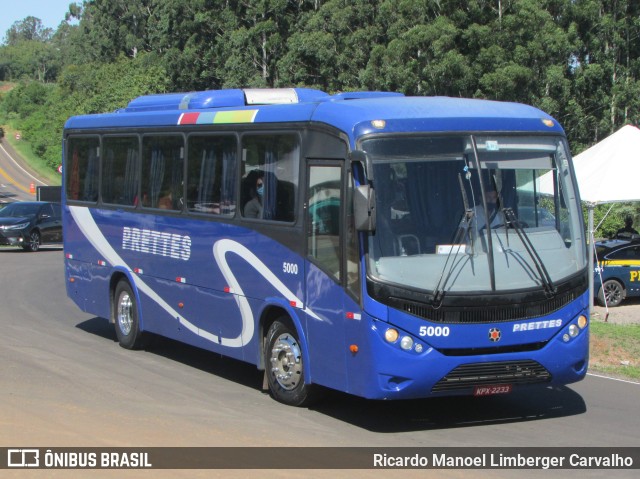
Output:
[[178, 112, 199, 124], [177, 110, 258, 125], [214, 110, 258, 123], [196, 112, 216, 124]]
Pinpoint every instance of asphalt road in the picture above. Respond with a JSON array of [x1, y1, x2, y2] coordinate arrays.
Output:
[[0, 139, 48, 203], [1, 249, 639, 479]]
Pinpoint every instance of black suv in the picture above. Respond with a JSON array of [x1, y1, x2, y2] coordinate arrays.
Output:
[[0, 201, 62, 252]]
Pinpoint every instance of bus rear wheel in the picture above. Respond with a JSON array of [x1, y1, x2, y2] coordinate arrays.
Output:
[[264, 319, 318, 406], [113, 280, 146, 349]]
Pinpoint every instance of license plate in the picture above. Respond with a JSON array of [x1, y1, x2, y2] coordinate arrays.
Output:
[[473, 384, 512, 396]]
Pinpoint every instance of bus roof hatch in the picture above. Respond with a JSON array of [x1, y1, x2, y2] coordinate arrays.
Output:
[[123, 88, 329, 113]]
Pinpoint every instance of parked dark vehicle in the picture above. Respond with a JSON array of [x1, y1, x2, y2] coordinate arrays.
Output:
[[517, 206, 556, 228], [594, 237, 640, 307], [0, 201, 62, 251]]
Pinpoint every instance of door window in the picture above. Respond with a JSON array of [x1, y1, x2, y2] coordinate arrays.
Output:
[[307, 165, 342, 281]]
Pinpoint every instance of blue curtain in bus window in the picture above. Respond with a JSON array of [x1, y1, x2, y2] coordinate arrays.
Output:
[[199, 148, 216, 205], [103, 148, 114, 202], [150, 147, 165, 207], [69, 149, 80, 200], [405, 162, 461, 244], [263, 149, 277, 220], [170, 148, 183, 207], [124, 148, 139, 205], [83, 147, 99, 202], [221, 150, 236, 214]]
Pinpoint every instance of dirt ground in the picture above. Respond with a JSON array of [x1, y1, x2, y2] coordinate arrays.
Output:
[[591, 297, 640, 325]]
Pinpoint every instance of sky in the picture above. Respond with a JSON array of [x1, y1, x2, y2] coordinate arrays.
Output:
[[0, 0, 77, 43]]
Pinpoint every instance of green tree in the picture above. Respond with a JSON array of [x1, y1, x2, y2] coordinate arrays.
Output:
[[146, 0, 228, 91], [279, 0, 382, 91], [568, 0, 640, 150], [73, 0, 152, 62], [216, 0, 296, 88], [3, 16, 52, 45], [0, 15, 63, 82], [2, 54, 170, 170]]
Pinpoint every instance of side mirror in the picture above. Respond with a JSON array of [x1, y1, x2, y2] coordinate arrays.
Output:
[[354, 184, 376, 232], [349, 150, 374, 183]]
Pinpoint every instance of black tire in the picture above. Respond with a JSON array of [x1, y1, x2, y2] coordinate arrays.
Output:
[[264, 319, 319, 406], [598, 279, 625, 307], [23, 230, 41, 252], [113, 280, 146, 349]]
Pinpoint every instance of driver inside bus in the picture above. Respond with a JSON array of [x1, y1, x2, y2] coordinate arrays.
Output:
[[472, 187, 504, 231]]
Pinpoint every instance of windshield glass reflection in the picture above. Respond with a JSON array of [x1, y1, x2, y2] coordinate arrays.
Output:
[[361, 135, 585, 295]]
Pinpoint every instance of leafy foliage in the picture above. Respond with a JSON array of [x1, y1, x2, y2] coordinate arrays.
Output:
[[0, 0, 639, 211], [1, 54, 169, 170]]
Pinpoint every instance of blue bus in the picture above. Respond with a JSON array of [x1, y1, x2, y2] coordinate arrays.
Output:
[[63, 88, 589, 406]]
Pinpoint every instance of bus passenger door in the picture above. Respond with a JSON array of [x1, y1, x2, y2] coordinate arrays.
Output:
[[305, 161, 348, 391]]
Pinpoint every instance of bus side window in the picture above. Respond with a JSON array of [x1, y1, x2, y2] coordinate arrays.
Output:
[[241, 134, 299, 222], [142, 135, 184, 210], [101, 136, 139, 206], [186, 135, 237, 215], [66, 137, 100, 203]]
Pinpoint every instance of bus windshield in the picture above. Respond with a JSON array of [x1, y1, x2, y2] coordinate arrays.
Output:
[[361, 135, 586, 295]]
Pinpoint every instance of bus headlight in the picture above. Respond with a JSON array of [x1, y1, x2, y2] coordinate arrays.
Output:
[[400, 336, 414, 351], [385, 328, 399, 343], [568, 324, 579, 338], [577, 315, 588, 329]]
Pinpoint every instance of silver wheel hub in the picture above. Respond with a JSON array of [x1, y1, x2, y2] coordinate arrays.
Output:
[[270, 333, 302, 390], [117, 292, 133, 335]]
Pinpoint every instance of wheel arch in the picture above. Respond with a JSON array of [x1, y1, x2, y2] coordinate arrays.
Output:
[[257, 303, 311, 383], [109, 269, 145, 331]]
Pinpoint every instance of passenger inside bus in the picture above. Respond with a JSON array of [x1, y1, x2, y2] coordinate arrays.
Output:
[[158, 191, 173, 209], [243, 170, 264, 218]]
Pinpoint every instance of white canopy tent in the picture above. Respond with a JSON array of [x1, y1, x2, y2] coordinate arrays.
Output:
[[528, 125, 640, 314], [572, 125, 640, 204], [570, 125, 640, 315]]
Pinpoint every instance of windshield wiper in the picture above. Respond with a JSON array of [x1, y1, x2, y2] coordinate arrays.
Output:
[[432, 173, 474, 307], [502, 207, 557, 296]]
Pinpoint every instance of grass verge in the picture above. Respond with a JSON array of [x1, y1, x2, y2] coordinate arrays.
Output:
[[1, 124, 61, 185], [589, 321, 640, 381]]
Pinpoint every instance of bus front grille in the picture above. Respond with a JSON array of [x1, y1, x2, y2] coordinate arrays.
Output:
[[431, 360, 551, 393], [394, 289, 577, 324]]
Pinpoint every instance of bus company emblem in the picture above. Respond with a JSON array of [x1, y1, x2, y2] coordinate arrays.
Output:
[[488, 328, 501, 342]]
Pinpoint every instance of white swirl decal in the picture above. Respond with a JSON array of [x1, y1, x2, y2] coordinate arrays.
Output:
[[68, 207, 317, 348]]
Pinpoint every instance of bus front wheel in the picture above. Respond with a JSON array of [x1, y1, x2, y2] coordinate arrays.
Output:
[[113, 280, 146, 349], [264, 319, 318, 406]]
